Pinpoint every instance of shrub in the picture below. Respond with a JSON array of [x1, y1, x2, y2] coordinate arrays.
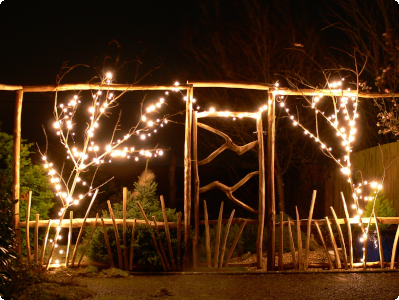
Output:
[[85, 169, 183, 268]]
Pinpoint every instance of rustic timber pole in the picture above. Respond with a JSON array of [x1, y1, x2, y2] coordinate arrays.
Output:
[[192, 111, 199, 269], [256, 111, 266, 269], [266, 92, 276, 271], [13, 90, 23, 254], [183, 85, 193, 270]]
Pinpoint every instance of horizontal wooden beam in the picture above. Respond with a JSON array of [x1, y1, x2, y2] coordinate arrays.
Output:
[[20, 217, 257, 229], [188, 81, 272, 90], [0, 84, 23, 91], [22, 84, 190, 92], [197, 111, 259, 119], [276, 216, 399, 226], [274, 88, 399, 99]]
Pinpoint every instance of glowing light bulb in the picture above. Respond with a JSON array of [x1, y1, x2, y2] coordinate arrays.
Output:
[[209, 107, 215, 113], [89, 106, 95, 113], [106, 72, 112, 79]]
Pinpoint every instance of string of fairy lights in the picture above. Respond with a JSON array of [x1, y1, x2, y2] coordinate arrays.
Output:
[[269, 80, 383, 259], [41, 75, 382, 266], [42, 76, 195, 266]]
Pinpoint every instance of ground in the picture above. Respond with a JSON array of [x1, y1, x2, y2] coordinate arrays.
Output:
[[9, 248, 399, 299], [43, 269, 399, 300]]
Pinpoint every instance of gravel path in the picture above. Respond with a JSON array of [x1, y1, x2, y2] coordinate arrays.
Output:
[[78, 271, 399, 300]]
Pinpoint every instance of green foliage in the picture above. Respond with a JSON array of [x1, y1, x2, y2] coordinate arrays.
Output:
[[365, 192, 396, 231], [0, 129, 54, 254], [0, 194, 17, 294], [86, 170, 183, 267]]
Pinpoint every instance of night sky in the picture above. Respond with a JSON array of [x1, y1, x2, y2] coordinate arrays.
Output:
[[1, 0, 397, 217]]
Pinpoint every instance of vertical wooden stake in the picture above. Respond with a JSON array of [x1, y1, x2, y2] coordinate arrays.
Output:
[[101, 217, 114, 268], [219, 209, 235, 268], [183, 85, 193, 270], [326, 217, 341, 269], [266, 93, 276, 271], [279, 211, 284, 271], [192, 111, 200, 270], [257, 111, 266, 270], [25, 191, 32, 261], [304, 190, 316, 270], [13, 90, 23, 255], [40, 220, 51, 266], [65, 211, 73, 267], [204, 201, 212, 268], [122, 187, 128, 270], [363, 233, 368, 270], [33, 214, 39, 264], [78, 213, 98, 266], [152, 216, 171, 270], [287, 218, 297, 269], [136, 202, 167, 271], [374, 209, 384, 268], [160, 195, 176, 270], [341, 192, 353, 269], [224, 220, 247, 267], [315, 222, 334, 269], [177, 211, 182, 270], [122, 187, 129, 270], [108, 200, 124, 270], [330, 207, 348, 269], [390, 225, 399, 269], [129, 219, 136, 270], [71, 190, 98, 267], [296, 206, 303, 269], [214, 201, 224, 268]]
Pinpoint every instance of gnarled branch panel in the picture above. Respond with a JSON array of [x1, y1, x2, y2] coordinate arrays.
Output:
[[199, 171, 259, 214], [197, 122, 258, 165]]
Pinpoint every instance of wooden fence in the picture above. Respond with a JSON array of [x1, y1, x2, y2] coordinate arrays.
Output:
[[325, 142, 399, 218]]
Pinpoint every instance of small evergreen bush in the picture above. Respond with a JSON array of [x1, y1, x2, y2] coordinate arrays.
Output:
[[85, 169, 183, 268]]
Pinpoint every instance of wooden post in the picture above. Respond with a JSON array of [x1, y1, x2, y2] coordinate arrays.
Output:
[[65, 211, 73, 267], [296, 206, 303, 269], [108, 200, 124, 270], [177, 211, 182, 270], [330, 207, 348, 269], [326, 216, 341, 269], [160, 195, 176, 270], [341, 192, 353, 269], [122, 187, 128, 271], [136, 202, 167, 271], [101, 217, 115, 268], [34, 214, 39, 264], [129, 219, 136, 270], [390, 225, 399, 269], [224, 220, 247, 267], [315, 222, 334, 269], [71, 190, 98, 267], [78, 213, 98, 266], [257, 111, 266, 269], [183, 85, 193, 270], [287, 218, 297, 269], [13, 90, 23, 254], [219, 209, 235, 268], [279, 211, 284, 271], [304, 190, 316, 270], [266, 92, 276, 271], [25, 191, 32, 261], [214, 201, 224, 267], [374, 209, 384, 268], [204, 201, 212, 268], [152, 216, 171, 270], [193, 111, 200, 270], [40, 220, 51, 266]]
